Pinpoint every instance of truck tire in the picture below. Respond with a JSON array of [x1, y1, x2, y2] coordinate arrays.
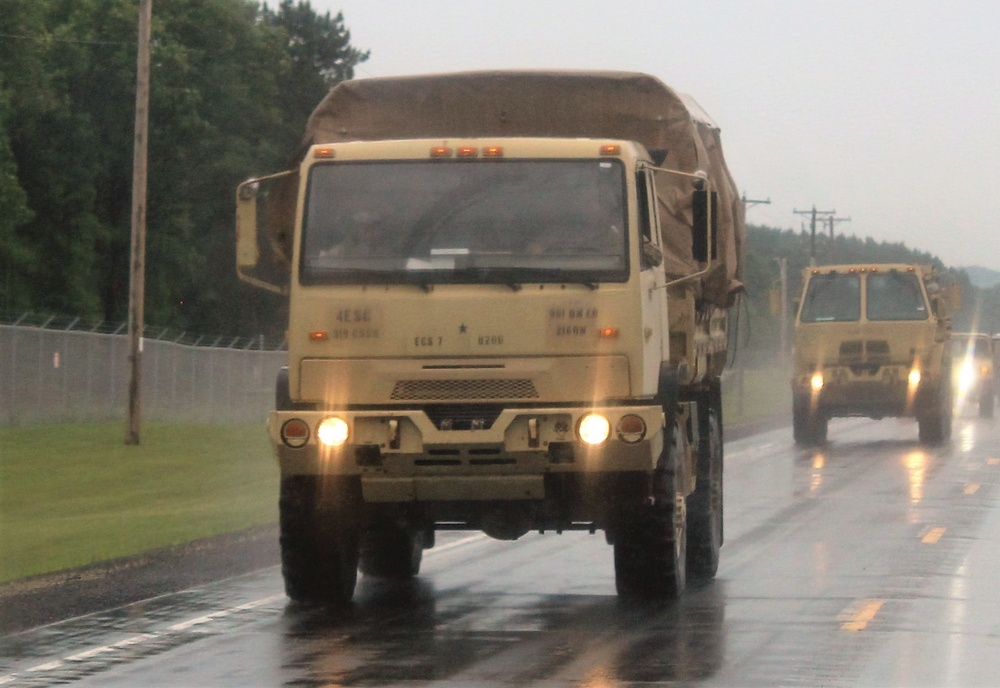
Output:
[[979, 389, 994, 419], [792, 400, 827, 446], [918, 379, 953, 444], [613, 416, 687, 599], [279, 476, 360, 606], [687, 400, 723, 581], [359, 518, 424, 579]]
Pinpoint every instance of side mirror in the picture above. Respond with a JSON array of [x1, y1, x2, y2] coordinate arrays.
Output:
[[234, 173, 293, 295], [691, 189, 718, 263], [235, 180, 261, 270]]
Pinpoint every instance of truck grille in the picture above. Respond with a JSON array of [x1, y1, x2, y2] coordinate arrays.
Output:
[[391, 379, 538, 401], [423, 404, 505, 430], [839, 340, 890, 363]]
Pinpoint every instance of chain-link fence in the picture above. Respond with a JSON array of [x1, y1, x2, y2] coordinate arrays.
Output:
[[1, 324, 286, 426]]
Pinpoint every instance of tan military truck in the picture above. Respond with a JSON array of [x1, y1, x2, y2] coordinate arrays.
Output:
[[792, 264, 956, 446], [235, 71, 745, 603]]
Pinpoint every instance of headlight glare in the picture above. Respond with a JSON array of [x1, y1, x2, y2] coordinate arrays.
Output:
[[810, 372, 824, 391], [317, 417, 350, 447], [578, 413, 611, 446]]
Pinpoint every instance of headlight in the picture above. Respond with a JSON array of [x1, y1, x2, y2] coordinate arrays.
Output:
[[317, 417, 350, 447], [578, 413, 611, 445], [959, 364, 975, 393], [810, 372, 824, 391], [908, 368, 921, 387]]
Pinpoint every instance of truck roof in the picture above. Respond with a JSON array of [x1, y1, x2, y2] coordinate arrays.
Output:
[[304, 70, 703, 154], [294, 70, 745, 307]]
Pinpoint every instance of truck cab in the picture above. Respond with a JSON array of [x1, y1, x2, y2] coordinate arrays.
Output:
[[792, 264, 955, 445]]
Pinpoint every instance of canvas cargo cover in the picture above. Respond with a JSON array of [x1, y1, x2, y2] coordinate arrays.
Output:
[[279, 70, 745, 306]]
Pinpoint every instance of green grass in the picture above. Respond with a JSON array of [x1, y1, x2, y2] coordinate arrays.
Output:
[[0, 372, 788, 584], [0, 423, 278, 583]]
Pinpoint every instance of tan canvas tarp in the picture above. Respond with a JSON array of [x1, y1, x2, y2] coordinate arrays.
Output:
[[285, 70, 744, 306]]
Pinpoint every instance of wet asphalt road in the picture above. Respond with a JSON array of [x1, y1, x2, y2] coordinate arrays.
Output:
[[4, 407, 1000, 687]]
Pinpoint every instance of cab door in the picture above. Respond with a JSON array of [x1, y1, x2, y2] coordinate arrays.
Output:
[[637, 168, 669, 395]]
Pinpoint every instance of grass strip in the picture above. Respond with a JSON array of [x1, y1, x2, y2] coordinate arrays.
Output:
[[0, 368, 788, 583], [0, 422, 278, 583]]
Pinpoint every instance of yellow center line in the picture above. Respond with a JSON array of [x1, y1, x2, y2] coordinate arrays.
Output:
[[965, 483, 981, 495], [922, 526, 947, 544], [839, 599, 885, 631]]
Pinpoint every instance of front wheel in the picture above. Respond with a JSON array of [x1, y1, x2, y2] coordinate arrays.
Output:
[[687, 401, 723, 581], [980, 388, 994, 419], [793, 399, 828, 446], [919, 379, 953, 445], [279, 476, 361, 606], [613, 416, 687, 599]]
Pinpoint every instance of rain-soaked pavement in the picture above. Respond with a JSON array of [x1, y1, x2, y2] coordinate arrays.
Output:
[[4, 407, 1000, 686]]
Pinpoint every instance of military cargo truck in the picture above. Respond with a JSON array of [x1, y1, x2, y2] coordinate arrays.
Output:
[[235, 71, 745, 603], [792, 263, 957, 446]]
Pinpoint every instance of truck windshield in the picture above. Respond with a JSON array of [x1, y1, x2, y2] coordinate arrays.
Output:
[[866, 272, 928, 321], [299, 159, 628, 286], [799, 273, 861, 323]]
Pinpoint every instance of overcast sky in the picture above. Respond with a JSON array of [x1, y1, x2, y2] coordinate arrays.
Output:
[[308, 0, 1000, 271]]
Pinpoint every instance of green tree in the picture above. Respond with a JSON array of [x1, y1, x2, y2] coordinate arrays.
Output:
[[0, 0, 368, 340]]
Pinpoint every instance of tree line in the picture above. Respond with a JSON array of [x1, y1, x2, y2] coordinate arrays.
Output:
[[0, 0, 368, 340], [3, 4, 995, 352]]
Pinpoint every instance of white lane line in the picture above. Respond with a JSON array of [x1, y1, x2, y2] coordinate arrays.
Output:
[[0, 536, 492, 683], [0, 595, 285, 684]]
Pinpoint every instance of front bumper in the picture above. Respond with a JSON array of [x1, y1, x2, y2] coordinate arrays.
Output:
[[792, 364, 940, 418], [269, 405, 665, 502]]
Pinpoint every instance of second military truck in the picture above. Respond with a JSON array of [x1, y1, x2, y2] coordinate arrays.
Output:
[[792, 263, 957, 445], [236, 71, 745, 603]]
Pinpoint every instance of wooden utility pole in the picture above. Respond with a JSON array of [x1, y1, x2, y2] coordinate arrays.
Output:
[[778, 257, 789, 358], [826, 215, 851, 238], [125, 0, 152, 445], [794, 205, 835, 266]]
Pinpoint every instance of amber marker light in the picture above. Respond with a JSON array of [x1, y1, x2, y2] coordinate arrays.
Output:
[[598, 327, 619, 339], [599, 144, 622, 156], [617, 414, 647, 443], [308, 331, 329, 342], [280, 418, 310, 448], [314, 147, 335, 158], [430, 146, 452, 158], [482, 146, 504, 158], [456, 146, 478, 158]]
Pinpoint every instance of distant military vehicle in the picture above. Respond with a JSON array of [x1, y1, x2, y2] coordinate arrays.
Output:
[[792, 264, 958, 445]]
